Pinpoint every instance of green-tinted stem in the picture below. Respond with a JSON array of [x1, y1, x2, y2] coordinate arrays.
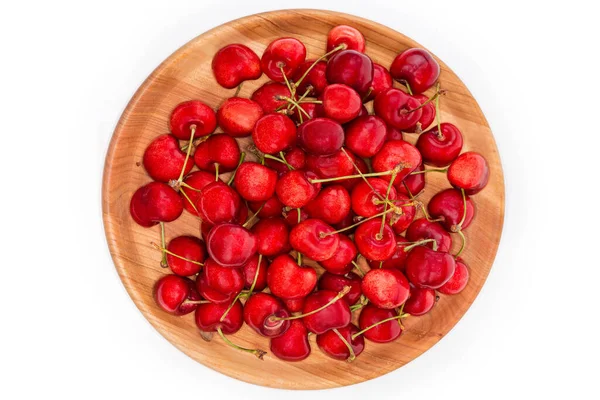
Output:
[[227, 152, 246, 185], [297, 251, 303, 266], [247, 254, 263, 297], [179, 188, 199, 214], [351, 314, 408, 340], [233, 82, 243, 97], [176, 125, 196, 183], [182, 299, 210, 305], [271, 286, 351, 321], [243, 203, 265, 228], [457, 188, 467, 229], [321, 208, 396, 237], [280, 65, 294, 99], [434, 82, 443, 139], [214, 163, 220, 181], [403, 238, 438, 252], [310, 170, 394, 184], [159, 222, 168, 268], [280, 151, 293, 171], [293, 44, 346, 89], [333, 328, 356, 362], [263, 153, 293, 170], [455, 230, 466, 258], [296, 208, 301, 224], [351, 260, 364, 277], [378, 172, 397, 238], [151, 242, 204, 266], [410, 167, 448, 175], [402, 87, 444, 114], [400, 80, 413, 95], [216, 327, 266, 360]]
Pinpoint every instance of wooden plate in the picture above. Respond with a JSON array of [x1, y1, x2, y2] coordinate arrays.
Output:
[[102, 9, 504, 389]]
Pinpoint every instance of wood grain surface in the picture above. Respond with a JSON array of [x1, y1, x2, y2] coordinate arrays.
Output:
[[102, 9, 504, 389]]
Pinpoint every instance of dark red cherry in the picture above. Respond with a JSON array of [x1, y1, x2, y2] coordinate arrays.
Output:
[[233, 162, 278, 202], [405, 246, 456, 289], [248, 196, 284, 219], [297, 117, 345, 156], [170, 100, 217, 140], [270, 320, 311, 361], [373, 88, 422, 130], [316, 323, 365, 361], [358, 304, 402, 343], [243, 293, 291, 337], [143, 134, 193, 182], [372, 139, 422, 184], [438, 258, 469, 295], [344, 115, 388, 158], [354, 219, 397, 261], [196, 181, 241, 225], [403, 285, 436, 316], [251, 81, 291, 114], [320, 234, 357, 275], [302, 290, 352, 334], [130, 182, 183, 227], [261, 38, 306, 82], [196, 258, 244, 303], [318, 272, 362, 305], [252, 114, 296, 154], [448, 152, 490, 195], [361, 268, 410, 309], [154, 275, 200, 315], [326, 50, 373, 96], [217, 97, 264, 137], [304, 185, 351, 225], [293, 60, 328, 97], [251, 218, 290, 257], [166, 236, 206, 276], [390, 48, 440, 94], [289, 219, 340, 261], [327, 25, 365, 53], [193, 134, 240, 173], [428, 188, 475, 232], [406, 218, 453, 252], [212, 44, 262, 89], [416, 123, 464, 166], [205, 223, 257, 267], [267, 254, 317, 300]]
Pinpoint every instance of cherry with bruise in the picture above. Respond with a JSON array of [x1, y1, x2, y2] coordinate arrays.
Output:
[[270, 320, 311, 361], [233, 162, 278, 202], [448, 151, 490, 195], [267, 254, 317, 299], [358, 304, 403, 343], [130, 182, 183, 227], [275, 170, 321, 208], [217, 97, 264, 137], [252, 114, 296, 154], [327, 25, 365, 52], [196, 258, 244, 304], [193, 134, 241, 173], [438, 258, 469, 295], [261, 37, 306, 82], [212, 44, 262, 89], [361, 268, 410, 309], [317, 323, 365, 361], [166, 236, 206, 276], [143, 134, 193, 182], [318, 272, 362, 306], [344, 115, 388, 158], [251, 217, 290, 257], [289, 219, 340, 261], [406, 218, 453, 252], [196, 181, 241, 225], [326, 49, 374, 96], [403, 285, 436, 316], [241, 254, 268, 291], [154, 275, 201, 315], [304, 185, 351, 225], [372, 139, 422, 184], [405, 246, 456, 289], [390, 48, 440, 94], [243, 293, 291, 337], [428, 188, 475, 232], [251, 81, 291, 114], [169, 100, 217, 140], [322, 84, 362, 123], [416, 123, 464, 166], [297, 117, 345, 156], [320, 234, 357, 275], [354, 219, 397, 261], [206, 223, 257, 267]]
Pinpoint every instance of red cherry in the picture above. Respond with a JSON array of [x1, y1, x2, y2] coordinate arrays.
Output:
[[354, 219, 397, 261], [403, 285, 436, 316], [372, 139, 422, 184], [205, 223, 257, 267], [236, 202, 249, 225], [406, 218, 453, 252], [275, 170, 321, 208], [241, 254, 268, 291], [320, 234, 357, 275], [428, 188, 475, 232], [291, 102, 325, 124], [270, 320, 311, 361], [212, 44, 261, 89], [448, 151, 490, 195], [193, 134, 240, 173], [252, 114, 296, 154], [390, 194, 416, 234], [244, 293, 291, 337], [317, 323, 365, 361], [361, 268, 410, 309], [438, 258, 469, 295], [196, 181, 241, 225], [416, 123, 464, 166], [196, 258, 244, 303], [180, 171, 218, 215], [293, 60, 328, 97], [267, 254, 317, 300], [345, 115, 388, 158], [397, 163, 425, 196], [248, 196, 284, 219], [233, 162, 278, 202], [297, 117, 345, 156], [365, 63, 393, 102], [373, 88, 422, 130], [405, 246, 456, 289], [322, 84, 362, 123], [283, 208, 308, 227], [289, 219, 340, 261], [304, 185, 351, 225], [326, 50, 373, 96], [169, 100, 217, 140], [327, 25, 365, 53], [251, 217, 290, 257], [261, 38, 306, 82], [390, 48, 440, 94], [332, 211, 359, 234], [251, 81, 291, 114], [281, 147, 307, 170], [154, 275, 200, 315], [387, 125, 404, 141], [130, 182, 183, 227], [337, 153, 368, 191], [367, 235, 410, 271], [195, 300, 243, 334], [217, 97, 264, 137], [166, 236, 206, 276], [302, 290, 352, 334], [305, 148, 355, 180], [143, 134, 193, 182], [283, 297, 305, 313], [405, 94, 436, 133], [351, 178, 397, 218], [318, 272, 362, 305], [358, 304, 402, 343]]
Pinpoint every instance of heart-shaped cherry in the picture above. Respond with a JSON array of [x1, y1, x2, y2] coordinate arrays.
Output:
[[267, 254, 317, 299], [416, 123, 464, 166], [344, 115, 388, 158], [364, 63, 393, 102], [244, 292, 291, 337], [261, 37, 306, 82], [212, 44, 262, 89], [438, 258, 469, 295], [293, 60, 328, 97], [251, 217, 290, 257], [275, 170, 321, 208], [428, 188, 475, 232], [301, 289, 352, 334], [241, 254, 269, 292], [390, 48, 440, 94], [251, 81, 291, 114], [373, 88, 422, 130], [318, 271, 362, 306], [405, 245, 456, 289], [206, 223, 257, 267], [372, 139, 422, 184], [196, 181, 241, 225], [248, 196, 284, 219], [130, 182, 183, 227], [233, 162, 278, 202], [193, 134, 241, 173], [320, 233, 357, 275], [326, 50, 374, 96], [217, 97, 264, 137], [154, 275, 202, 315], [252, 114, 296, 154], [357, 304, 403, 343], [297, 117, 345, 156], [270, 320, 311, 361], [180, 171, 218, 215], [304, 185, 351, 225], [403, 285, 436, 316], [448, 151, 490, 195], [166, 236, 206, 276], [397, 163, 425, 196], [367, 235, 410, 271], [354, 219, 397, 261], [361, 268, 410, 309], [327, 25, 365, 52], [322, 84, 362, 123], [406, 218, 453, 252], [317, 324, 365, 361], [390, 194, 416, 234], [143, 134, 194, 182], [170, 100, 217, 140], [283, 297, 305, 313], [351, 178, 398, 218], [196, 258, 244, 303], [289, 219, 340, 261]]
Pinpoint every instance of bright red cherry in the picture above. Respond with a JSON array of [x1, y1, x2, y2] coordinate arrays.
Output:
[[267, 254, 317, 299], [305, 148, 355, 181], [261, 37, 306, 82], [212, 44, 262, 89], [251, 218, 290, 257], [428, 188, 475, 232], [252, 114, 296, 154], [154, 275, 201, 315], [293, 60, 328, 97], [322, 84, 362, 123], [196, 258, 244, 303], [416, 123, 463, 166], [364, 63, 393, 102], [251, 81, 291, 114], [367, 235, 410, 271], [448, 151, 490, 195], [130, 182, 183, 227], [397, 163, 425, 196], [405, 246, 456, 289], [354, 219, 397, 261], [358, 304, 402, 343], [166, 236, 206, 276], [318, 272, 362, 306], [248, 196, 284, 219], [404, 285, 436, 316], [390, 48, 440, 94], [373, 88, 422, 130], [233, 162, 278, 202], [326, 50, 373, 96], [327, 25, 365, 53], [283, 207, 308, 227], [243, 293, 291, 337], [217, 97, 264, 137], [193, 134, 240, 173], [143, 134, 193, 182], [205, 223, 257, 267], [304, 185, 351, 225], [270, 320, 311, 361], [361, 268, 410, 309], [316, 323, 365, 361], [196, 181, 241, 225], [289, 219, 340, 261], [351, 178, 397, 218], [275, 170, 321, 208], [344, 115, 388, 158], [169, 100, 217, 140], [241, 254, 268, 291], [390, 194, 416, 234], [438, 258, 469, 295], [283, 297, 305, 313], [387, 125, 404, 141], [297, 118, 345, 156], [372, 139, 422, 184], [180, 171, 218, 215], [406, 218, 453, 252], [302, 290, 352, 334], [320, 234, 357, 275]]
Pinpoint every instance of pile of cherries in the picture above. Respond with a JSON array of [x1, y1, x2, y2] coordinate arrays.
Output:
[[130, 24, 490, 362]]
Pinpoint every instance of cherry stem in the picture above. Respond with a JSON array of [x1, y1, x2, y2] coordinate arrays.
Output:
[[351, 260, 364, 277], [159, 223, 168, 268], [403, 238, 438, 252], [297, 251, 302, 266], [216, 327, 266, 360], [293, 43, 346, 90], [309, 169, 396, 184], [397, 303, 407, 329], [179, 182, 202, 192], [455, 230, 466, 258], [434, 82, 444, 139], [182, 299, 210, 305], [321, 208, 396, 237], [298, 99, 322, 104], [176, 125, 196, 184], [180, 133, 209, 152], [233, 82, 243, 97], [279, 65, 294, 99], [401, 87, 445, 114], [179, 188, 200, 214], [399, 80, 413, 95], [243, 203, 264, 228], [333, 328, 356, 362], [410, 167, 448, 175], [220, 292, 244, 322], [351, 313, 409, 340], [270, 286, 351, 322], [280, 151, 293, 171], [214, 163, 220, 181], [245, 254, 263, 298], [279, 96, 311, 120], [151, 242, 204, 266], [227, 152, 246, 186], [378, 171, 397, 239], [456, 188, 467, 230], [296, 208, 301, 224], [350, 296, 369, 312], [263, 153, 294, 170]]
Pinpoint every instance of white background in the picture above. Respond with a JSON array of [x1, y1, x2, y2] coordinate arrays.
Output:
[[1, 1, 599, 399]]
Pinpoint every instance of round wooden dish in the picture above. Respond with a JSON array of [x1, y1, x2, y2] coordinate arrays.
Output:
[[102, 9, 504, 389]]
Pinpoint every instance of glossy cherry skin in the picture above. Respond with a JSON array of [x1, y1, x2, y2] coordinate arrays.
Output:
[[272, 147, 306, 172], [358, 304, 402, 343], [317, 323, 365, 361], [251, 218, 290, 257], [193, 134, 240, 173], [390, 194, 416, 234], [322, 84, 362, 124], [243, 293, 291, 337], [270, 320, 311, 361], [406, 218, 453, 252], [318, 272, 362, 306], [304, 185, 351, 225], [275, 170, 321, 208], [196, 181, 241, 225], [289, 219, 340, 261], [387, 125, 404, 141], [291, 102, 325, 124], [212, 44, 262, 89], [267, 254, 317, 300], [351, 178, 397, 218], [362, 268, 410, 309], [180, 171, 218, 215], [302, 290, 352, 334], [374, 88, 423, 130], [390, 48, 440, 94], [251, 81, 291, 114], [438, 258, 469, 295], [217, 97, 264, 137], [416, 123, 464, 166], [130, 182, 183, 227], [293, 60, 328, 97], [320, 234, 357, 275], [367, 235, 410, 271], [205, 223, 257, 267], [233, 162, 278, 202], [326, 50, 374, 96], [283, 208, 308, 227], [338, 153, 368, 191], [166, 236, 206, 276], [283, 297, 305, 313], [169, 100, 217, 140], [372, 140, 422, 185], [248, 196, 284, 219], [241, 254, 268, 291], [428, 188, 475, 232], [354, 219, 397, 261], [297, 118, 345, 156], [406, 94, 436, 133], [405, 246, 456, 289], [261, 37, 306, 82], [143, 134, 193, 182], [195, 300, 243, 334], [345, 115, 388, 158], [404, 285, 436, 316], [327, 25, 365, 52], [154, 275, 200, 315], [252, 114, 296, 154], [196, 258, 244, 304], [365, 63, 393, 102], [305, 148, 355, 180], [448, 151, 490, 195], [397, 163, 426, 196]]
